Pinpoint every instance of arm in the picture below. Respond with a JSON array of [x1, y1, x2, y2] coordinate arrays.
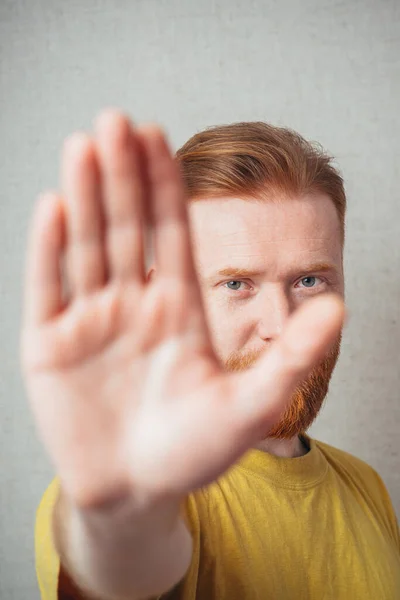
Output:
[[23, 109, 344, 600], [53, 488, 192, 600]]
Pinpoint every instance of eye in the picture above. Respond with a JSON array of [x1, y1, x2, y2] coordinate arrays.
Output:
[[224, 280, 249, 292], [297, 276, 322, 289]]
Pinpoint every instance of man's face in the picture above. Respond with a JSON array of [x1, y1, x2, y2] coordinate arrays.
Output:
[[188, 193, 344, 439]]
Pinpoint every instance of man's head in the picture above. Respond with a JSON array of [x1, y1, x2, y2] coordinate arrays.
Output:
[[173, 122, 346, 439]]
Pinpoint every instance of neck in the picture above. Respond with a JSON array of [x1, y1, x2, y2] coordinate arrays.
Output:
[[253, 434, 309, 458]]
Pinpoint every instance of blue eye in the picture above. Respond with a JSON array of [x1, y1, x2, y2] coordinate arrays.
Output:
[[226, 281, 243, 291], [300, 276, 317, 288]]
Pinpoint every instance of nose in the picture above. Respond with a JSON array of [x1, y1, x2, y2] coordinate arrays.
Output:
[[256, 287, 292, 342]]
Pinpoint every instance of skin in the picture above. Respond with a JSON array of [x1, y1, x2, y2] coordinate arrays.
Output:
[[21, 110, 346, 598], [150, 194, 345, 458], [21, 108, 344, 506]]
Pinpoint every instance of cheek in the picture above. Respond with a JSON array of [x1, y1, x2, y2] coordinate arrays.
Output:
[[202, 298, 247, 359], [291, 293, 310, 310]]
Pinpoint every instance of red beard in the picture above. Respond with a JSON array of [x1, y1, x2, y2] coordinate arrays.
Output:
[[224, 335, 341, 439]]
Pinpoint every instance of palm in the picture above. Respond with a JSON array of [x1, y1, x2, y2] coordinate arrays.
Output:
[[20, 110, 344, 508]]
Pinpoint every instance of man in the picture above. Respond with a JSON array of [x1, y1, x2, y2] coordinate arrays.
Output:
[[21, 109, 400, 599]]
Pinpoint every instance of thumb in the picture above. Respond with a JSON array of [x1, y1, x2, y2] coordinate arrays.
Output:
[[228, 293, 346, 429]]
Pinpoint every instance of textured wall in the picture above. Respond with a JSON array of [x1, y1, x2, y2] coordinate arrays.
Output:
[[0, 0, 399, 597]]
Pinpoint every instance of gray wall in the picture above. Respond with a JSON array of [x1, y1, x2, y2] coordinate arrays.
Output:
[[1, 0, 399, 597]]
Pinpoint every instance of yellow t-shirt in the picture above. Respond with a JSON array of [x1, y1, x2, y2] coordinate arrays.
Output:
[[36, 436, 400, 599]]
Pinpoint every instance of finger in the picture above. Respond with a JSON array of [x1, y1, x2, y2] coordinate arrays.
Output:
[[22, 192, 65, 326], [229, 294, 345, 429], [94, 109, 147, 283], [138, 125, 198, 283], [61, 133, 107, 296]]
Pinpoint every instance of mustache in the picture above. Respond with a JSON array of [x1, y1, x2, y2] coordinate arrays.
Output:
[[224, 335, 342, 373], [223, 334, 342, 440]]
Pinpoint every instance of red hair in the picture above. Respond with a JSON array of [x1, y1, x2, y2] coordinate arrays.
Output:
[[176, 121, 346, 241]]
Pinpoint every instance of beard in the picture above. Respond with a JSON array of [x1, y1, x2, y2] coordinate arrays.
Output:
[[224, 334, 342, 440]]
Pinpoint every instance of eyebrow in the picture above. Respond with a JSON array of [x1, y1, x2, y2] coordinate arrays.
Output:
[[210, 262, 338, 280]]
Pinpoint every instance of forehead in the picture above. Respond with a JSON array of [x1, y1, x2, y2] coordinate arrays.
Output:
[[188, 194, 343, 272]]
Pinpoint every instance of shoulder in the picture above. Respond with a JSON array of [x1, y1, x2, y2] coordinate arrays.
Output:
[[315, 437, 390, 495], [315, 438, 378, 477], [314, 438, 400, 548], [35, 478, 60, 599], [36, 477, 60, 543]]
